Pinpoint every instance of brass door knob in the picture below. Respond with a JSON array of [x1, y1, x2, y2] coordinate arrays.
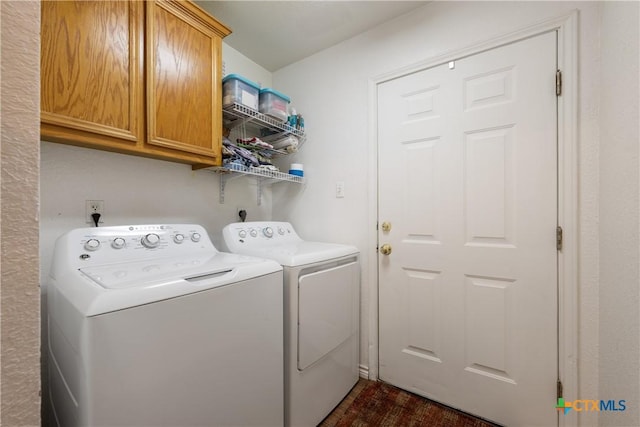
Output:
[[381, 221, 392, 232], [380, 244, 392, 255]]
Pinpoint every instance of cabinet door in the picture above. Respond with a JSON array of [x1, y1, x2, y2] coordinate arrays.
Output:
[[41, 1, 144, 147], [146, 1, 230, 163]]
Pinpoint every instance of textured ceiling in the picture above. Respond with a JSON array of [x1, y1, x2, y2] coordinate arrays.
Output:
[[196, 1, 429, 71]]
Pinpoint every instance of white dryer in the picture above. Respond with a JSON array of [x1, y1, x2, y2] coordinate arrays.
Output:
[[223, 221, 360, 427], [47, 224, 284, 427]]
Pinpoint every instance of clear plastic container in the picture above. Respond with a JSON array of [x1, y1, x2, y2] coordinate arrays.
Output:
[[259, 88, 290, 122], [222, 74, 260, 110]]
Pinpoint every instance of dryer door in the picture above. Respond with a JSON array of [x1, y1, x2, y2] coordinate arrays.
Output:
[[298, 260, 359, 370]]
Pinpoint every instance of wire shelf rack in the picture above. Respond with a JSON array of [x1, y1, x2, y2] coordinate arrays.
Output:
[[206, 103, 307, 205], [222, 103, 306, 145], [208, 163, 305, 205], [210, 163, 305, 184]]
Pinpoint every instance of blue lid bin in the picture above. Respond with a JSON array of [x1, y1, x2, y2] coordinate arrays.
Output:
[[222, 74, 260, 110], [259, 88, 290, 122]]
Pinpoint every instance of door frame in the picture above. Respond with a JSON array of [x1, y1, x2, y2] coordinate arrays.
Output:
[[366, 11, 578, 426]]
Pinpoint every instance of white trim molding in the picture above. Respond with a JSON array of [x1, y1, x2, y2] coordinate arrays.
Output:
[[359, 364, 369, 379]]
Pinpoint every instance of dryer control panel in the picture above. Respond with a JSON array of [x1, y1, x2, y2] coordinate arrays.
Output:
[[223, 221, 302, 250], [223, 221, 359, 269]]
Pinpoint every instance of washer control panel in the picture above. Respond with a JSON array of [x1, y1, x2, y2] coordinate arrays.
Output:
[[61, 224, 215, 267], [223, 221, 301, 251]]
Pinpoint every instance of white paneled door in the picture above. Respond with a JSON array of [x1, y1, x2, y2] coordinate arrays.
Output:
[[378, 32, 558, 426]]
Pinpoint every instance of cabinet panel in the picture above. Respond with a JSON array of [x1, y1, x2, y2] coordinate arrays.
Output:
[[41, 1, 143, 144], [147, 1, 226, 160], [41, 0, 230, 167]]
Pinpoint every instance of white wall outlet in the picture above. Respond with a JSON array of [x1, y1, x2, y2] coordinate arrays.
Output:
[[336, 181, 345, 198], [86, 200, 104, 224]]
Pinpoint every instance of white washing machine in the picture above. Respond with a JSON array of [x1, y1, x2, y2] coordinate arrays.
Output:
[[223, 221, 360, 427], [47, 224, 284, 427]]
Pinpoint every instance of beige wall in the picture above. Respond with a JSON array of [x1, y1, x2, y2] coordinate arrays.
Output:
[[1, 1, 41, 426], [598, 2, 640, 426]]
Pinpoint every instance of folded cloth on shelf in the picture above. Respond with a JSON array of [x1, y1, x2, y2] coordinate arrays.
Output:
[[224, 158, 246, 169], [255, 153, 275, 166], [223, 139, 260, 166], [271, 135, 299, 153], [222, 145, 235, 157], [236, 137, 274, 150], [255, 165, 278, 172]]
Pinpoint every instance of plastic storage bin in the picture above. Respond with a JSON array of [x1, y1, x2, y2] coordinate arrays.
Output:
[[259, 88, 290, 122], [222, 74, 260, 110]]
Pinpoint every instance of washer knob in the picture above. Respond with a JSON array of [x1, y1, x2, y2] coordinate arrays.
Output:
[[278, 227, 285, 235], [173, 234, 185, 244], [191, 232, 201, 242], [141, 233, 160, 248], [249, 229, 258, 238], [111, 237, 126, 249], [84, 238, 101, 251], [263, 227, 274, 238], [238, 230, 247, 238]]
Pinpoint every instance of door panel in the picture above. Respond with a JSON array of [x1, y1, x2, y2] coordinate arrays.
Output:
[[41, 1, 143, 143], [146, 0, 223, 158], [378, 32, 558, 426], [298, 262, 358, 370]]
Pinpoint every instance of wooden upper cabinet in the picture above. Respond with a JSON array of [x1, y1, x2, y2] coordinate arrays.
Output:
[[41, 1, 144, 146], [146, 1, 228, 158], [41, 0, 231, 167]]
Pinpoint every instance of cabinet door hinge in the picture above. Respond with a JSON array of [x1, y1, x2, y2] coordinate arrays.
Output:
[[556, 226, 563, 251], [556, 70, 562, 96], [557, 379, 564, 399]]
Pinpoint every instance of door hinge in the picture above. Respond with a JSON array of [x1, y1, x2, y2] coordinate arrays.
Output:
[[557, 379, 563, 399], [556, 70, 562, 96], [556, 226, 563, 251]]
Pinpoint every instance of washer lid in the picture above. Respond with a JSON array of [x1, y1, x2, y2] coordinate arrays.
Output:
[[79, 254, 234, 289], [52, 251, 282, 317]]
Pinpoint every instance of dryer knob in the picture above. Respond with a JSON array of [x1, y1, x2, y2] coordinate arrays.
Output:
[[238, 230, 247, 238], [141, 233, 161, 248], [111, 237, 126, 249], [84, 238, 101, 251], [173, 234, 185, 244], [263, 227, 274, 238], [191, 232, 201, 242], [278, 227, 285, 235], [249, 229, 258, 238]]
